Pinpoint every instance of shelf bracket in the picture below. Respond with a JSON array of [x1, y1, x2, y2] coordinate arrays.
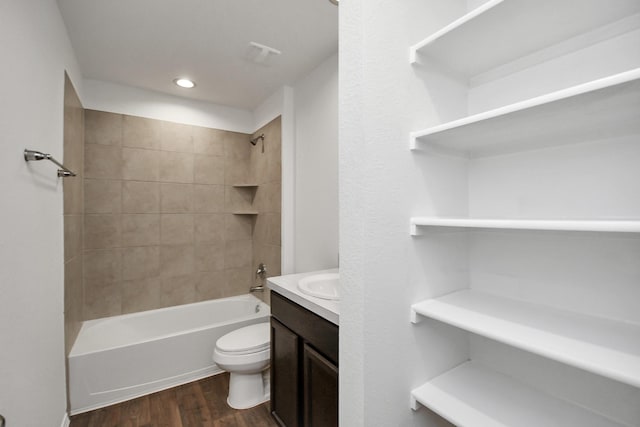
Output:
[[410, 306, 423, 324], [409, 132, 419, 150], [410, 394, 419, 411], [410, 221, 423, 236]]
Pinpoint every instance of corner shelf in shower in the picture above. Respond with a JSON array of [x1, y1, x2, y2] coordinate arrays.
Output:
[[232, 183, 259, 188], [409, 0, 640, 76], [410, 361, 625, 427], [232, 211, 258, 215], [410, 217, 640, 236], [409, 68, 640, 156], [411, 290, 640, 388]]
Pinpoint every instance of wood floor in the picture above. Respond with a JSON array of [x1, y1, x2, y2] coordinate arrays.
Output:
[[69, 373, 279, 427]]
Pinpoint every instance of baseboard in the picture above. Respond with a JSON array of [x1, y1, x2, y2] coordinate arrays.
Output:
[[60, 413, 70, 427]]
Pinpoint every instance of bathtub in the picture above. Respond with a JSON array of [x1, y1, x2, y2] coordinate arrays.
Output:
[[68, 293, 269, 415]]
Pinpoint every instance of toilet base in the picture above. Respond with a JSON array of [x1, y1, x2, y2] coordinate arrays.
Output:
[[227, 369, 270, 410]]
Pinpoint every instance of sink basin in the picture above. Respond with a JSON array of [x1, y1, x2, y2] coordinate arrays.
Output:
[[298, 273, 340, 300]]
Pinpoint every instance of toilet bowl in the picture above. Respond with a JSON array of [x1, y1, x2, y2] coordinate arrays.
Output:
[[213, 322, 271, 409]]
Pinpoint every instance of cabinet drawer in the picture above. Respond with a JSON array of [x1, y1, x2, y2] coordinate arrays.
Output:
[[271, 292, 339, 365]]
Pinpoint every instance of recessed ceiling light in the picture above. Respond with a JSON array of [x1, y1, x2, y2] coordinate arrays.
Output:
[[174, 78, 195, 88]]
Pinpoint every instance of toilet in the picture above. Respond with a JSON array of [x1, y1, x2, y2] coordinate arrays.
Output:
[[213, 322, 271, 409]]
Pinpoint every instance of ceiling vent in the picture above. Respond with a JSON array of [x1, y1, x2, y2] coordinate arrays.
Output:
[[247, 41, 282, 65]]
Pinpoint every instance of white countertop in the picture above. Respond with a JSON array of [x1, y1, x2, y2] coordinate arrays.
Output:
[[267, 269, 339, 325]]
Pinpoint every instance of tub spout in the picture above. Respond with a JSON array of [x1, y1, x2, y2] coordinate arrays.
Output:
[[250, 285, 265, 293]]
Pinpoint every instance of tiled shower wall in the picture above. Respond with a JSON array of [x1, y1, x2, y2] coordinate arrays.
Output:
[[63, 74, 84, 354], [82, 110, 281, 319], [250, 117, 282, 304]]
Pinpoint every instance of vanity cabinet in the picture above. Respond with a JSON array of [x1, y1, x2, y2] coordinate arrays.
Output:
[[270, 291, 338, 427]]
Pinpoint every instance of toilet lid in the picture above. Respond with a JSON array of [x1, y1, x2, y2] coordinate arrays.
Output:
[[216, 322, 270, 354]]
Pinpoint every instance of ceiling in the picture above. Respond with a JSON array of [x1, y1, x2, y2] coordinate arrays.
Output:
[[57, 0, 338, 110]]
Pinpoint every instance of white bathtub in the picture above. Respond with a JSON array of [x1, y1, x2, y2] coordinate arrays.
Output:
[[69, 294, 269, 415]]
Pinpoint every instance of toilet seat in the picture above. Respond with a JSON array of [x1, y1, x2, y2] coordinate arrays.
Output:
[[216, 322, 270, 355]]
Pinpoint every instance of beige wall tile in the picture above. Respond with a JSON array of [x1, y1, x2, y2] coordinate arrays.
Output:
[[160, 183, 193, 213], [64, 172, 84, 215], [194, 155, 224, 184], [122, 147, 160, 181], [194, 214, 225, 244], [160, 151, 194, 183], [195, 271, 227, 300], [262, 213, 281, 246], [225, 239, 252, 269], [85, 144, 122, 179], [195, 242, 225, 272], [225, 267, 252, 296], [225, 187, 255, 212], [122, 181, 159, 213], [160, 274, 196, 307], [122, 277, 161, 314], [84, 248, 122, 285], [253, 214, 268, 243], [161, 214, 194, 245], [254, 182, 281, 213], [79, 112, 281, 317], [85, 110, 122, 146], [160, 245, 195, 278], [224, 136, 251, 184], [85, 179, 121, 214], [193, 127, 225, 156], [123, 115, 162, 150], [84, 214, 121, 249], [64, 214, 83, 262], [84, 281, 122, 320], [193, 185, 225, 213], [161, 122, 193, 153], [257, 243, 282, 277], [64, 256, 83, 312], [225, 214, 254, 240], [121, 214, 160, 247], [122, 246, 160, 281]]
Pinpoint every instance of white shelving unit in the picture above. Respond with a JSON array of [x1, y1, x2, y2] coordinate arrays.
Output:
[[409, 0, 640, 76], [409, 69, 640, 156], [408, 0, 640, 423], [410, 217, 640, 236], [411, 290, 640, 388], [410, 362, 625, 427]]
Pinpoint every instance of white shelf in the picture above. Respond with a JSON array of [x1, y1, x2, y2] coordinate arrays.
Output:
[[411, 290, 640, 388], [409, 0, 640, 77], [232, 211, 258, 215], [410, 217, 640, 235], [232, 183, 259, 188], [410, 68, 640, 156], [410, 362, 625, 427]]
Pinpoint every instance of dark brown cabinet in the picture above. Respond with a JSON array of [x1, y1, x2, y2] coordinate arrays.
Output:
[[270, 292, 338, 427]]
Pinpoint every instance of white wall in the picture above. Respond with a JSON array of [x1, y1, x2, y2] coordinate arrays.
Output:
[[0, 0, 83, 425], [293, 54, 339, 273], [82, 79, 254, 133], [339, 1, 468, 426]]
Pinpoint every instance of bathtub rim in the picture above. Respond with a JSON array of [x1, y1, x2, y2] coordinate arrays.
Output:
[[69, 293, 270, 357]]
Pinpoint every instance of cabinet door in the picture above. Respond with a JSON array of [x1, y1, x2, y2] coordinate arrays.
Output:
[[271, 318, 300, 427], [303, 343, 338, 427]]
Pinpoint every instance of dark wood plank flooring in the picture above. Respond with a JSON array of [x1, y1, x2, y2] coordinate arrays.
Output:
[[70, 373, 278, 427]]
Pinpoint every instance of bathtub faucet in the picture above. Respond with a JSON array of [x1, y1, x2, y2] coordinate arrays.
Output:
[[250, 285, 265, 293]]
